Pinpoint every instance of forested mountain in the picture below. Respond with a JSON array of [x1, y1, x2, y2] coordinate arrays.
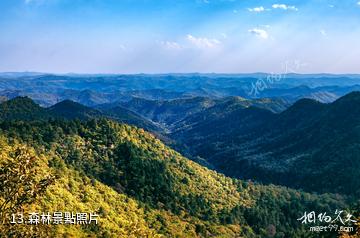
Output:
[[172, 92, 360, 197], [0, 118, 352, 237], [2, 0, 360, 235], [110, 96, 290, 130], [48, 100, 103, 119], [0, 97, 161, 133], [0, 97, 101, 121], [99, 105, 164, 133], [0, 97, 49, 120], [3, 94, 360, 198], [109, 97, 218, 128]]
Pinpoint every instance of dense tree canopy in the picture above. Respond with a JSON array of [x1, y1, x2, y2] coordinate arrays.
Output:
[[0, 118, 354, 237]]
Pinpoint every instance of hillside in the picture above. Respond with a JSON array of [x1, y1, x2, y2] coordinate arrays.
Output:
[[172, 92, 360, 196], [112, 96, 289, 131], [116, 97, 217, 128], [0, 96, 48, 120], [48, 100, 103, 120], [0, 118, 351, 237], [98, 105, 164, 133], [0, 97, 162, 133]]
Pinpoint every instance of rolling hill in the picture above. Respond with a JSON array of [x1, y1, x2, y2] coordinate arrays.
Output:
[[0, 117, 350, 237], [112, 96, 290, 131], [0, 97, 162, 133]]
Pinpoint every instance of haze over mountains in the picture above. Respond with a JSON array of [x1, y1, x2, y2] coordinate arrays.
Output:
[[1, 73, 360, 106]]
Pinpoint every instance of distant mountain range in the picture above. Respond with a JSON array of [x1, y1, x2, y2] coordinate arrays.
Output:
[[1, 73, 360, 106]]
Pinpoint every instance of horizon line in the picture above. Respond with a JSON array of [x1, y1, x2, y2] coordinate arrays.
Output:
[[2, 71, 360, 77]]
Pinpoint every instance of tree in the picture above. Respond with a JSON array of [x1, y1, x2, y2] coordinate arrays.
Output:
[[0, 143, 54, 236]]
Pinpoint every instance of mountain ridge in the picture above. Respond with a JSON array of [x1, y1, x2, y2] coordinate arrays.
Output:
[[0, 97, 163, 133], [171, 91, 360, 196]]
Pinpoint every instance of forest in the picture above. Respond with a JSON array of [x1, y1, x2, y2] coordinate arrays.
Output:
[[0, 105, 358, 237]]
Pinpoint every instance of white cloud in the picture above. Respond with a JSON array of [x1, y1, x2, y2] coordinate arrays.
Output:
[[248, 28, 269, 39], [272, 4, 298, 11], [160, 41, 182, 50], [186, 35, 221, 48], [320, 30, 327, 36], [248, 6, 265, 12]]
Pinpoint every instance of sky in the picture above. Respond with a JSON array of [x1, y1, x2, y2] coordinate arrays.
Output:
[[0, 0, 360, 74]]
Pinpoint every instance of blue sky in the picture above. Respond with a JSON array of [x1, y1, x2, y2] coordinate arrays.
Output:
[[0, 0, 360, 73]]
